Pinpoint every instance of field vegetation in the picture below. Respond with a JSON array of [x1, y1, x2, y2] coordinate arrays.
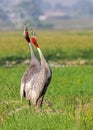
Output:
[[0, 30, 93, 130]]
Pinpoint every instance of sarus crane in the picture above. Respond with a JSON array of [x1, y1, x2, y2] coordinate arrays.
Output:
[[20, 26, 52, 108], [20, 25, 40, 106]]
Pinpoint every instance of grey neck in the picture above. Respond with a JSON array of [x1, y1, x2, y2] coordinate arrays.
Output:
[[37, 48, 48, 66], [29, 43, 36, 59]]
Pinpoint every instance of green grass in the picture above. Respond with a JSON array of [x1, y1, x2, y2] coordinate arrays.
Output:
[[0, 65, 93, 130], [0, 30, 93, 130], [1, 30, 93, 64]]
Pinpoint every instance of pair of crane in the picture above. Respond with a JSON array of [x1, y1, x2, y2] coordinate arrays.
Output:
[[20, 25, 52, 109]]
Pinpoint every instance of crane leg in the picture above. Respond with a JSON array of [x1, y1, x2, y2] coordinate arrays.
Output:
[[36, 96, 44, 108], [28, 100, 31, 105], [28, 100, 31, 112]]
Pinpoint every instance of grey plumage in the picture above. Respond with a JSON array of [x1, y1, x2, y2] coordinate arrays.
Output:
[[20, 26, 52, 108], [20, 25, 40, 104], [30, 36, 52, 107]]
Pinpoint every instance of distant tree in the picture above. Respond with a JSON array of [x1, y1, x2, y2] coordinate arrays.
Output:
[[0, 8, 9, 21], [30, 0, 42, 20], [54, 3, 64, 10], [17, 0, 43, 26], [41, 1, 52, 12], [74, 0, 93, 16]]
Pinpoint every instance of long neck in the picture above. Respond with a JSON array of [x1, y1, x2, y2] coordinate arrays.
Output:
[[29, 43, 36, 60], [37, 47, 47, 66]]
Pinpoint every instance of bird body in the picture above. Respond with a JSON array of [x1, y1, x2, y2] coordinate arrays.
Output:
[[20, 26, 40, 103], [20, 26, 52, 108], [30, 36, 52, 107], [22, 50, 52, 106]]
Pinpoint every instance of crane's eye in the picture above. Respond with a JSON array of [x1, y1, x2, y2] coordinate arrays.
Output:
[[31, 37, 36, 43]]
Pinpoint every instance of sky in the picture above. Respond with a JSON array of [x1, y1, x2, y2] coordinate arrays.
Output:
[[44, 0, 93, 6]]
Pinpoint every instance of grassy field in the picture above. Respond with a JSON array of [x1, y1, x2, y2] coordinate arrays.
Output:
[[1, 30, 93, 63], [0, 30, 93, 130]]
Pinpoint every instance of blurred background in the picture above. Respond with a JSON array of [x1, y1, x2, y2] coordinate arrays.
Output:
[[1, 0, 93, 30]]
